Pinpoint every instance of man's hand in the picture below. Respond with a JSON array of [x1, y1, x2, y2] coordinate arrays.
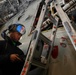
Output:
[[10, 54, 22, 62]]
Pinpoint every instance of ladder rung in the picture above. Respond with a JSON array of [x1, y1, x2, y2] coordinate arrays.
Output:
[[31, 59, 47, 69]]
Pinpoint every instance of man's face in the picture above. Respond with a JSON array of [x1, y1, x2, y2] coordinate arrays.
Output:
[[10, 31, 22, 41]]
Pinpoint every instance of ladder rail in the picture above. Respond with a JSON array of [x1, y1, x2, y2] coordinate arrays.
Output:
[[20, 0, 50, 75], [54, 0, 76, 50]]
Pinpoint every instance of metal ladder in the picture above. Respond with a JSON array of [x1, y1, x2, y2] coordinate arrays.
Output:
[[53, 0, 76, 50], [20, 0, 59, 75]]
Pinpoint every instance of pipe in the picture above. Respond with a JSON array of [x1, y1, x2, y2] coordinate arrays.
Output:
[[63, 0, 76, 11]]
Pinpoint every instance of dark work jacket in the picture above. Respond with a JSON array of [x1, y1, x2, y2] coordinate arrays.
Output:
[[0, 37, 25, 75]]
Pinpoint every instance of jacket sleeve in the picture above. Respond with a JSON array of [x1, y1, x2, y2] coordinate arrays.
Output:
[[0, 41, 10, 64]]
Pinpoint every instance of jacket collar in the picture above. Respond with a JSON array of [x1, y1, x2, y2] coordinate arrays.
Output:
[[6, 36, 22, 46]]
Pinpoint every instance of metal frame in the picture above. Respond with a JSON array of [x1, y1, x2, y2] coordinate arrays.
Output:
[[54, 0, 76, 50], [20, 0, 59, 75]]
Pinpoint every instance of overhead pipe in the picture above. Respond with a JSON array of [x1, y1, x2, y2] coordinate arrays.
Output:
[[63, 0, 76, 11]]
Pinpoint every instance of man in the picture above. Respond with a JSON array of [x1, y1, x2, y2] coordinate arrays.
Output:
[[0, 23, 26, 75]]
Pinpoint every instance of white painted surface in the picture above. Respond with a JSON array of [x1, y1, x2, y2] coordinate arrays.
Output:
[[48, 28, 76, 75]]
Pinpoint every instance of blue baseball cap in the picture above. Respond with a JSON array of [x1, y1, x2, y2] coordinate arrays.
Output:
[[16, 24, 26, 35], [8, 23, 26, 35]]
